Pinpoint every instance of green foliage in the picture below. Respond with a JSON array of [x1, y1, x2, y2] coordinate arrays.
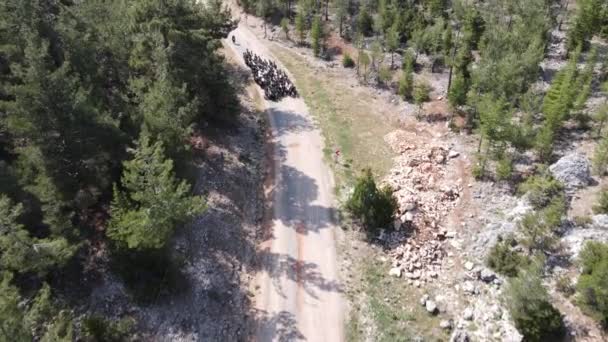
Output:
[[356, 4, 373, 37], [593, 188, 608, 214], [448, 72, 467, 107], [518, 196, 566, 255], [593, 134, 608, 176], [0, 272, 30, 341], [342, 53, 355, 68], [413, 81, 431, 105], [108, 135, 206, 250], [311, 16, 322, 57], [346, 169, 397, 231], [0, 195, 75, 276], [402, 50, 416, 72], [576, 241, 608, 326], [83, 315, 135, 342], [386, 24, 400, 68], [496, 154, 513, 181], [556, 274, 575, 297], [358, 51, 371, 81], [377, 65, 392, 86], [519, 173, 564, 209], [567, 0, 608, 51], [505, 267, 565, 342], [398, 68, 414, 100], [486, 235, 528, 277], [295, 9, 306, 44]]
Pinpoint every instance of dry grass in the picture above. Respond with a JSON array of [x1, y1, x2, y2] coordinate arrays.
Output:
[[269, 43, 395, 188]]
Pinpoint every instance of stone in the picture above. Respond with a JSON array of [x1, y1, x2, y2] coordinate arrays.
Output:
[[403, 212, 414, 222], [446, 231, 457, 238], [403, 202, 417, 211], [480, 268, 496, 283], [464, 261, 474, 271], [548, 153, 592, 191], [462, 307, 474, 321], [440, 319, 453, 330], [450, 329, 470, 342], [420, 294, 429, 306], [389, 267, 402, 278], [425, 300, 438, 314], [393, 219, 402, 230], [462, 281, 476, 295], [448, 150, 460, 158]]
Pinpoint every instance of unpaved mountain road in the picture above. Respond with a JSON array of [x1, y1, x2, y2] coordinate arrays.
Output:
[[225, 21, 345, 342]]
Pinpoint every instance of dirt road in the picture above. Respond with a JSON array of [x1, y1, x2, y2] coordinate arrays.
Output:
[[225, 20, 344, 342]]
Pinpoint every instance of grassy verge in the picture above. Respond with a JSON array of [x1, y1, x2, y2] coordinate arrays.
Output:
[[269, 44, 394, 189], [347, 254, 445, 341]]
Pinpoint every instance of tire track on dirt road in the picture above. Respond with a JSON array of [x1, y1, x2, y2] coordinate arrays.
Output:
[[225, 20, 345, 342]]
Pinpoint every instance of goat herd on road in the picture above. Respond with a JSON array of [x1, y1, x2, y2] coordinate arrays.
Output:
[[243, 49, 298, 101]]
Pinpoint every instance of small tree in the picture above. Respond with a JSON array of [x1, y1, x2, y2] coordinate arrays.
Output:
[[346, 169, 397, 231], [386, 24, 399, 69], [342, 53, 355, 68], [593, 134, 608, 175], [576, 241, 608, 326], [359, 51, 371, 81], [486, 236, 528, 277], [370, 39, 383, 70], [593, 188, 608, 214], [335, 0, 348, 37], [281, 18, 290, 40], [377, 65, 391, 86], [413, 80, 431, 106], [448, 72, 467, 107], [108, 135, 206, 250], [398, 67, 414, 100], [356, 4, 373, 37], [295, 10, 306, 45], [311, 16, 322, 56], [506, 267, 565, 342]]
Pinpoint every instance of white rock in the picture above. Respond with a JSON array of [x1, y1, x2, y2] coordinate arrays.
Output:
[[440, 319, 453, 330], [420, 294, 429, 306], [464, 261, 474, 271], [462, 307, 474, 321], [425, 300, 438, 314], [389, 267, 402, 277], [448, 150, 460, 158]]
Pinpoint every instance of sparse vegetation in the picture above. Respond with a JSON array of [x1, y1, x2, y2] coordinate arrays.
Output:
[[576, 241, 608, 327], [342, 53, 355, 68], [487, 235, 529, 277], [593, 188, 608, 214], [505, 267, 565, 342]]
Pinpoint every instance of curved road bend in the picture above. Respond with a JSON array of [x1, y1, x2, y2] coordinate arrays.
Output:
[[225, 21, 344, 342]]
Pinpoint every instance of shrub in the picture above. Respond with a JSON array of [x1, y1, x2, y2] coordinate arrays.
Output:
[[83, 315, 135, 342], [593, 135, 608, 175], [556, 274, 575, 297], [413, 81, 431, 105], [448, 72, 467, 107], [377, 65, 392, 85], [486, 236, 528, 277], [346, 169, 397, 231], [398, 68, 414, 100], [496, 154, 513, 181], [506, 268, 565, 342], [519, 173, 564, 209], [402, 50, 416, 71], [576, 241, 608, 326], [342, 53, 355, 68], [593, 188, 608, 214], [519, 196, 566, 255]]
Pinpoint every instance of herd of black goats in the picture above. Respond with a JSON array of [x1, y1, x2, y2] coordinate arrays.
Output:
[[243, 49, 298, 101]]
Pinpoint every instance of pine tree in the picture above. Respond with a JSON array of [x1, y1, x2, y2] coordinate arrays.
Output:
[[0, 195, 75, 275], [0, 272, 30, 341], [448, 71, 467, 107], [295, 9, 306, 45], [108, 135, 206, 250], [311, 16, 322, 56], [398, 65, 414, 100], [334, 0, 348, 37], [386, 23, 400, 69]]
